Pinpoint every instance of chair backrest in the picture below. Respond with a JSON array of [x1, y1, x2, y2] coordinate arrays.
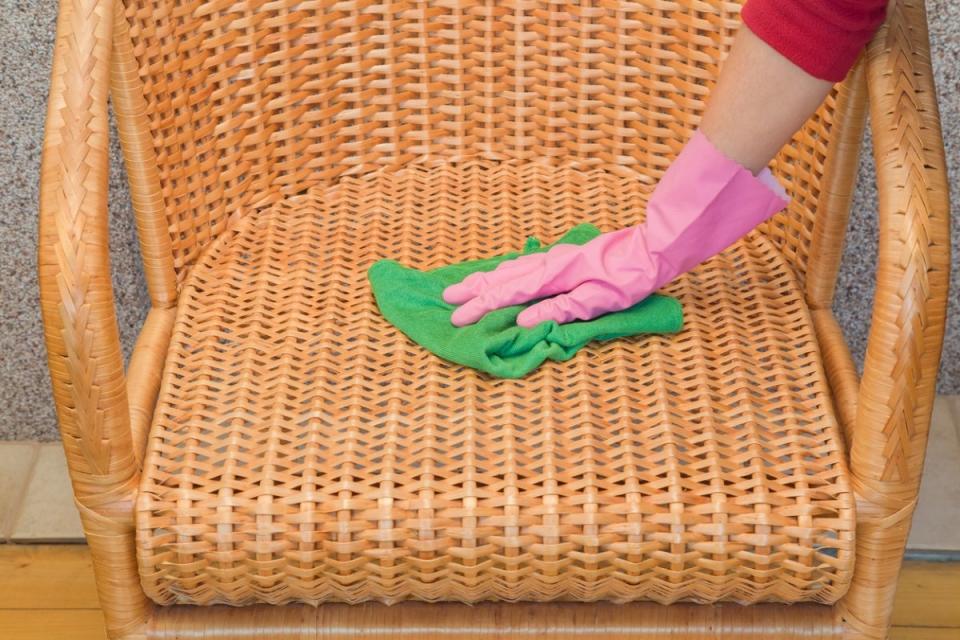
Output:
[[114, 0, 865, 295]]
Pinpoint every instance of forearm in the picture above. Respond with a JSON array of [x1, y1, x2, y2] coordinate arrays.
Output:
[[700, 0, 887, 174], [700, 26, 834, 174]]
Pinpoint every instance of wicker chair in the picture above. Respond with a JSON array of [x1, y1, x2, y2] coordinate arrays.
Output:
[[39, 0, 949, 638]]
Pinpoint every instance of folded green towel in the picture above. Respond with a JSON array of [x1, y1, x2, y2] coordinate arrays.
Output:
[[368, 224, 683, 379]]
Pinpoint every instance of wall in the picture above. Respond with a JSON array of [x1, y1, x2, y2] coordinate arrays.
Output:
[[1, 1, 957, 440]]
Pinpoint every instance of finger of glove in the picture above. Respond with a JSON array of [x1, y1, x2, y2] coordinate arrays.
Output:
[[516, 280, 628, 328], [442, 253, 544, 304], [449, 277, 554, 326]]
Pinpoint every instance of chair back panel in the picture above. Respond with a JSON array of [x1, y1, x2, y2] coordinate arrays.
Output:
[[117, 0, 852, 286]]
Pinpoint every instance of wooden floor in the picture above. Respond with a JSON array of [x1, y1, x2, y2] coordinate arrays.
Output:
[[0, 546, 957, 639]]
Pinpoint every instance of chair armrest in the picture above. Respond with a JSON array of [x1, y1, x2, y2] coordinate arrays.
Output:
[[854, 0, 950, 518], [39, 0, 136, 501], [841, 0, 951, 637], [38, 0, 148, 636]]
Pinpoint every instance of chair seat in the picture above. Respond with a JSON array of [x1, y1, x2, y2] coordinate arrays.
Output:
[[137, 160, 855, 608]]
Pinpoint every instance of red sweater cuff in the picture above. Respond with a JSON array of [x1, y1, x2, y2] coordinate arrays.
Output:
[[741, 0, 887, 82]]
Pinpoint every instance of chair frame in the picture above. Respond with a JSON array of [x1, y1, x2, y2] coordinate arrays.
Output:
[[38, 0, 950, 638]]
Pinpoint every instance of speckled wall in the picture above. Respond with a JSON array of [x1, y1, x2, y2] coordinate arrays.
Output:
[[1, 1, 957, 440]]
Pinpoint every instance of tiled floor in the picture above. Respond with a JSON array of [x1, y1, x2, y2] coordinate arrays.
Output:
[[3, 396, 960, 549], [909, 395, 960, 552], [0, 443, 81, 543], [0, 443, 38, 540]]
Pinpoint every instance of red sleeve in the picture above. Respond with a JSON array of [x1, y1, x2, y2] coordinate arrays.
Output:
[[741, 0, 888, 82]]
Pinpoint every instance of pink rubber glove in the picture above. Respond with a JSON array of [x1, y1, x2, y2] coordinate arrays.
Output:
[[444, 131, 789, 328]]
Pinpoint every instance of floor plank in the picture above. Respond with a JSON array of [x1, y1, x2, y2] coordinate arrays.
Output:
[[890, 628, 960, 640], [0, 545, 99, 609], [0, 610, 106, 640], [0, 545, 957, 638], [0, 611, 956, 640], [894, 561, 960, 628]]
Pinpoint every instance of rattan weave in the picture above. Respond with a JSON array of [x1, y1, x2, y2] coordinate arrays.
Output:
[[138, 161, 854, 606], [118, 1, 836, 288], [38, 0, 950, 637]]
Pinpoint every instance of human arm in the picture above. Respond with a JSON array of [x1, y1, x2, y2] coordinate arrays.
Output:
[[445, 2, 888, 328]]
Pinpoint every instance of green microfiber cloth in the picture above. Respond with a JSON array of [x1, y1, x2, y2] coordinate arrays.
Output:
[[368, 224, 683, 379]]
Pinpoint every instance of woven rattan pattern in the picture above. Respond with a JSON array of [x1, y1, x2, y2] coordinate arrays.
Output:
[[120, 0, 835, 286], [137, 161, 855, 607]]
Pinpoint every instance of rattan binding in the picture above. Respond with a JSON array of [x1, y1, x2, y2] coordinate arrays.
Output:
[[38, 1, 950, 638]]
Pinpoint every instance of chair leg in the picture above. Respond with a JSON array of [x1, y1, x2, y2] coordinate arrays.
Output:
[[75, 498, 150, 640], [837, 499, 917, 639]]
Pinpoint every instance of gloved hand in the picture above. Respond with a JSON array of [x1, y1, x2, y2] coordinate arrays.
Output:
[[444, 130, 789, 328]]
